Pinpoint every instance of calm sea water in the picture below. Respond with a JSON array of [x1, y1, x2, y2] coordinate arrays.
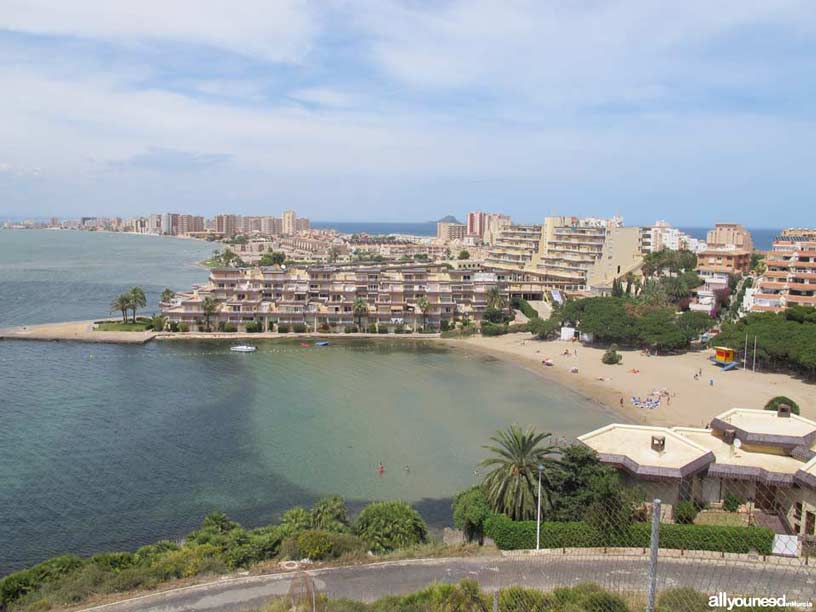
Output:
[[0, 230, 613, 574]]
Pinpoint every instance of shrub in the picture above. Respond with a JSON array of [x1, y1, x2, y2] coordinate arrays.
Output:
[[244, 321, 263, 333], [291, 530, 367, 561], [377, 326, 389, 334], [516, 298, 539, 319], [498, 585, 553, 611], [354, 501, 428, 553], [89, 552, 137, 572], [168, 321, 179, 332], [292, 323, 307, 333], [368, 323, 378, 333], [657, 586, 710, 612], [440, 320, 450, 332], [222, 322, 237, 333], [393, 327, 405, 334], [281, 507, 312, 532], [602, 344, 623, 365], [311, 495, 350, 532], [0, 554, 84, 606], [527, 316, 560, 339], [452, 486, 492, 544], [134, 540, 180, 565], [277, 324, 290, 333], [764, 396, 800, 415], [344, 326, 358, 333], [318, 323, 331, 333], [480, 322, 507, 336], [723, 493, 744, 512], [674, 501, 698, 525], [483, 515, 773, 554]]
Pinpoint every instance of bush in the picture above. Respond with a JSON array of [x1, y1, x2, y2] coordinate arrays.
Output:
[[602, 344, 623, 365], [354, 501, 428, 553], [244, 320, 263, 333], [452, 487, 491, 543], [277, 324, 290, 333], [506, 323, 528, 334], [291, 530, 367, 561], [281, 506, 312, 532], [377, 326, 389, 334], [480, 322, 507, 336], [292, 323, 307, 333], [440, 320, 450, 332], [222, 322, 237, 333], [764, 396, 800, 415], [393, 327, 405, 334], [311, 495, 350, 532], [368, 323, 378, 333], [723, 493, 744, 512], [527, 316, 560, 339], [515, 298, 539, 319], [657, 587, 710, 612], [674, 501, 698, 525], [168, 321, 179, 332], [89, 552, 137, 572], [483, 515, 773, 554], [0, 554, 84, 606], [344, 326, 358, 333]]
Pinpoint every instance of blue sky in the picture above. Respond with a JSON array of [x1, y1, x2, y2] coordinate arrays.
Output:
[[0, 1, 814, 226]]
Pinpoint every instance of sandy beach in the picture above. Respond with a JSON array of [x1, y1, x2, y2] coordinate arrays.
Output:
[[0, 320, 157, 344], [455, 335, 816, 428]]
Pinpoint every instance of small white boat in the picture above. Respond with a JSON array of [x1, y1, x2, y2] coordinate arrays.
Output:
[[230, 345, 257, 353]]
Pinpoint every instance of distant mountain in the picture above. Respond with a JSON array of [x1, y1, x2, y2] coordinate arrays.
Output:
[[435, 215, 463, 224]]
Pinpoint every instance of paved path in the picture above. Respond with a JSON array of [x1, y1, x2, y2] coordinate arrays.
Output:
[[83, 554, 816, 611]]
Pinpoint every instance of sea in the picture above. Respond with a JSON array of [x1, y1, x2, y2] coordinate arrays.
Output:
[[679, 228, 781, 251], [0, 229, 613, 574], [311, 221, 438, 236]]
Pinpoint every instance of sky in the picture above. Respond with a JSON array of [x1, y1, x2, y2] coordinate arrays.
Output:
[[0, 1, 815, 226]]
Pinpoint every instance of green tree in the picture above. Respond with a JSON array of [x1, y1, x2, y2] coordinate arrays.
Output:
[[281, 507, 312, 532], [310, 496, 350, 533], [354, 501, 428, 553], [111, 293, 132, 323], [452, 486, 492, 544], [458, 249, 470, 260], [485, 286, 505, 311], [480, 424, 562, 521], [416, 295, 431, 329], [549, 445, 615, 522], [201, 296, 218, 332], [128, 287, 147, 323], [160, 288, 176, 303], [676, 311, 711, 342], [527, 316, 559, 339], [583, 472, 640, 540], [150, 314, 166, 331], [637, 308, 688, 352], [353, 297, 369, 329], [765, 396, 800, 415]]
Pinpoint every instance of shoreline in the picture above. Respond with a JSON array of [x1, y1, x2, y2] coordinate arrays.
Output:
[[4, 321, 814, 428]]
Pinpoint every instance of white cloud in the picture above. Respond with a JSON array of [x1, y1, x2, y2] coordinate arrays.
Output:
[[289, 87, 357, 108], [0, 0, 316, 63]]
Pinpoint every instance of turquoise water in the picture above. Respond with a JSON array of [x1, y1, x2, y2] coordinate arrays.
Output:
[[0, 230, 613, 575]]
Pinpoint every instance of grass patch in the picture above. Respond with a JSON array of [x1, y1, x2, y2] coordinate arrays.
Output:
[[95, 319, 151, 332]]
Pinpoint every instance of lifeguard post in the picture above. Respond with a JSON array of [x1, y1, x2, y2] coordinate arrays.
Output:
[[711, 346, 739, 371]]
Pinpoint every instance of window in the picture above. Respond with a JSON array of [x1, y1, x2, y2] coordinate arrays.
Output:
[[795, 502, 803, 521]]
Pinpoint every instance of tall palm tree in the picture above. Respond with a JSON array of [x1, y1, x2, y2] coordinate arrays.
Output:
[[111, 293, 132, 323], [128, 287, 147, 323], [486, 286, 506, 311], [160, 288, 176, 303], [353, 297, 368, 329], [201, 296, 218, 332], [480, 424, 562, 521], [416, 295, 431, 329]]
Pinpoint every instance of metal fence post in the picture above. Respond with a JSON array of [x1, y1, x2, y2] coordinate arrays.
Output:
[[493, 589, 499, 612], [647, 498, 662, 612]]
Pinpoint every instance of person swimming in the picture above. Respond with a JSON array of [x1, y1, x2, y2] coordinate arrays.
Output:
[[378, 462, 384, 475]]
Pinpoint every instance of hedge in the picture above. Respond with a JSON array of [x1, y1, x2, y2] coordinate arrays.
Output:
[[483, 515, 774, 555], [516, 298, 539, 320]]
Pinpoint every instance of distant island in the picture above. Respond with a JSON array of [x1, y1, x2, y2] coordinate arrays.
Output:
[[435, 215, 463, 224]]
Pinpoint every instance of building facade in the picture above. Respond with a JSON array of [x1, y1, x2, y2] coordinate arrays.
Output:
[[753, 229, 816, 312]]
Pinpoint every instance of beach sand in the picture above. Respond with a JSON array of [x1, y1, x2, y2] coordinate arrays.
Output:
[[0, 320, 156, 344], [455, 335, 816, 428]]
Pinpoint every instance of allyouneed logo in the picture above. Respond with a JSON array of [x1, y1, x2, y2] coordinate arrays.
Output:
[[709, 592, 813, 609]]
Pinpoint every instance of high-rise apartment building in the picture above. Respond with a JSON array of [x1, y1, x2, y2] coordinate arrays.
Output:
[[436, 222, 467, 242], [696, 223, 753, 287], [261, 216, 282, 236], [282, 210, 297, 235], [752, 228, 816, 312], [215, 214, 241, 238]]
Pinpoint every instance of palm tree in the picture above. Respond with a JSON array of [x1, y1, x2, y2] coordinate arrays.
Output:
[[486, 286, 506, 311], [160, 288, 175, 303], [150, 314, 166, 331], [353, 297, 368, 329], [128, 287, 147, 323], [480, 424, 562, 521], [111, 293, 132, 323], [201, 296, 217, 332], [416, 295, 431, 330]]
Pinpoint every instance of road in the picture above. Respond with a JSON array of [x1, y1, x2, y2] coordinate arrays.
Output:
[[83, 554, 816, 611]]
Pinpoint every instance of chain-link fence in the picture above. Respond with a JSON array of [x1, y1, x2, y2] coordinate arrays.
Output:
[[257, 475, 815, 611]]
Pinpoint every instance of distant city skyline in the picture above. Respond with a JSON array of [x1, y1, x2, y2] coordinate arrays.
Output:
[[1, 2, 815, 225]]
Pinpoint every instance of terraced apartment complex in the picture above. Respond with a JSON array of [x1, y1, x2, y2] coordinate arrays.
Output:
[[752, 229, 816, 312], [162, 263, 524, 330]]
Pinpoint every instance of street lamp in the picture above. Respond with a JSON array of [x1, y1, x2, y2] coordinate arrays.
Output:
[[536, 464, 544, 550]]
